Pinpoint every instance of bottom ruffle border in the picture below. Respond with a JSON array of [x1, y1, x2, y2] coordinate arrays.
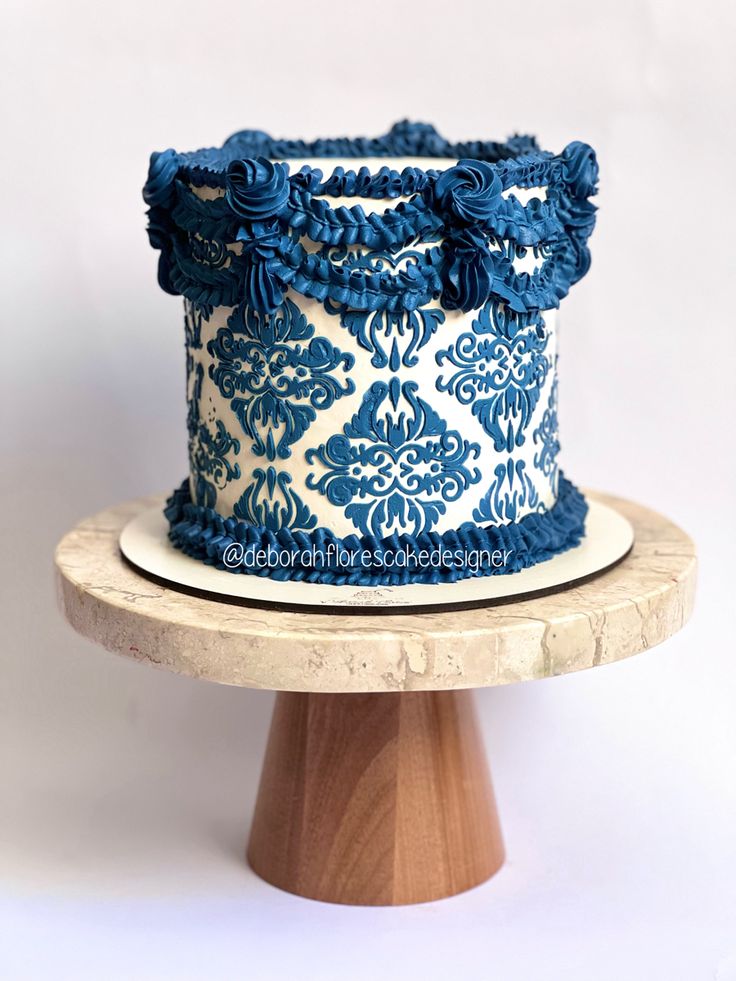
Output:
[[163, 474, 588, 587]]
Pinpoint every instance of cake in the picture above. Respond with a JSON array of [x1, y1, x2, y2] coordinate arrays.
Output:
[[143, 121, 598, 585]]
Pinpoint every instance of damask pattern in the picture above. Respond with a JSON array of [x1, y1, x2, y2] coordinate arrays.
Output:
[[473, 458, 540, 524], [341, 305, 445, 370], [185, 290, 560, 537], [305, 378, 482, 538], [186, 361, 241, 509], [233, 466, 317, 532], [436, 299, 551, 451], [533, 373, 560, 495], [188, 235, 231, 270], [184, 299, 204, 352], [207, 297, 355, 460], [320, 244, 432, 275]]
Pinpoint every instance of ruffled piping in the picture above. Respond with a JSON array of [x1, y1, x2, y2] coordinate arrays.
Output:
[[145, 122, 597, 317], [163, 474, 588, 587], [177, 123, 541, 188], [162, 221, 589, 314], [170, 181, 563, 251]]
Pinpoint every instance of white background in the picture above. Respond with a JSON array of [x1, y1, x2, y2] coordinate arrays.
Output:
[[2, 1, 735, 978]]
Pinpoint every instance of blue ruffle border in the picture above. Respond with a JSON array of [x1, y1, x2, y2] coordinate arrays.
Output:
[[163, 474, 588, 587], [182, 121, 541, 182], [145, 121, 598, 317]]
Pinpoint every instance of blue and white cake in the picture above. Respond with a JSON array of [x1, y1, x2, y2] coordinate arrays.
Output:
[[144, 121, 598, 585]]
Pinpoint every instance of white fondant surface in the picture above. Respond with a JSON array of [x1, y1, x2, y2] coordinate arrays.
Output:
[[119, 499, 633, 610]]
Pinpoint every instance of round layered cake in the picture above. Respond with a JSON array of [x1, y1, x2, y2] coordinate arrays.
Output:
[[143, 121, 598, 584]]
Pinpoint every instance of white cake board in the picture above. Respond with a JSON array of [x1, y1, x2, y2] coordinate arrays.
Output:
[[118, 500, 633, 614]]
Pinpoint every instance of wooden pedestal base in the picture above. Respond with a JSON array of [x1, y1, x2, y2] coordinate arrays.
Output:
[[247, 690, 505, 906]]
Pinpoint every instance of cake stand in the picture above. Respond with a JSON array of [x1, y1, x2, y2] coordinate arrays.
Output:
[[54, 490, 696, 906]]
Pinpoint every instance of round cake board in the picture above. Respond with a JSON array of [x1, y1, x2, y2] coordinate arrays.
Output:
[[119, 500, 633, 614]]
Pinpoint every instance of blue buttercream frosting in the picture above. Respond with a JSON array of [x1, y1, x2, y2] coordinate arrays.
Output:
[[225, 157, 290, 220], [143, 149, 180, 208], [234, 222, 287, 313], [561, 141, 600, 200], [441, 227, 497, 313], [432, 160, 503, 224], [164, 474, 588, 587], [144, 121, 598, 317], [144, 123, 598, 587]]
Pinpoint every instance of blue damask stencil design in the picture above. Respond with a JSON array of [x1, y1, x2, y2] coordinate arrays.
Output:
[[341, 306, 445, 370], [208, 298, 355, 461], [184, 300, 204, 351], [473, 459, 540, 524], [187, 361, 242, 508], [189, 235, 230, 270], [306, 378, 482, 537], [436, 300, 551, 451], [233, 466, 317, 532], [184, 299, 206, 380], [320, 243, 435, 276], [533, 373, 560, 495], [186, 361, 204, 449]]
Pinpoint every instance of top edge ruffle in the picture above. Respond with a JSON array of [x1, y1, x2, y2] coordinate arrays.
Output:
[[175, 120, 540, 178], [143, 122, 598, 316]]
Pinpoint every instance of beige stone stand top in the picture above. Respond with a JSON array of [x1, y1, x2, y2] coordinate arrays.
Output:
[[55, 491, 696, 693]]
